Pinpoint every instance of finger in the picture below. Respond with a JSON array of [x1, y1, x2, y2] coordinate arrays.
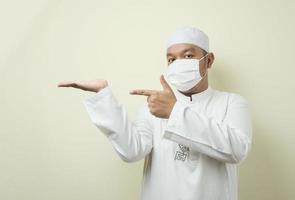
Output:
[[160, 74, 173, 92], [147, 102, 155, 109], [129, 89, 158, 96], [57, 81, 76, 87]]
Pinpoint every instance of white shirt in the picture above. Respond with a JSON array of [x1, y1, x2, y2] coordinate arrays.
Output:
[[82, 85, 252, 200]]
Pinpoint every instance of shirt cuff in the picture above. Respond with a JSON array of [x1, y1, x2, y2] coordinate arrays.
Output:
[[164, 101, 187, 139]]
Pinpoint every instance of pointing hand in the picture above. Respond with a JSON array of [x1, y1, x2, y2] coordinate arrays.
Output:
[[130, 75, 176, 119]]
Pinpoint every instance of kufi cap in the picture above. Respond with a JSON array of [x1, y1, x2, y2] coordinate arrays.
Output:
[[166, 26, 209, 52]]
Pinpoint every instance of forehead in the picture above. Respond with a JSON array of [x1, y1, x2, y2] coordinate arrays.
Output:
[[166, 43, 203, 57]]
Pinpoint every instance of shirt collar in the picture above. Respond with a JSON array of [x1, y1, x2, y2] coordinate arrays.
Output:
[[174, 86, 214, 104]]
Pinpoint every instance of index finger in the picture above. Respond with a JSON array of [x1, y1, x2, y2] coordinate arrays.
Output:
[[129, 89, 158, 96]]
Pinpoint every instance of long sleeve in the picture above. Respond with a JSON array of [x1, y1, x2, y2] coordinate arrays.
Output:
[[164, 93, 252, 164], [82, 86, 154, 162]]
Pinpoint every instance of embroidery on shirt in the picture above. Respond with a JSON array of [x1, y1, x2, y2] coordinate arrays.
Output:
[[174, 144, 189, 161]]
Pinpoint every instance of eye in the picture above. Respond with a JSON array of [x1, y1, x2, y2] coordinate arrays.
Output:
[[168, 58, 175, 64], [184, 54, 194, 59]]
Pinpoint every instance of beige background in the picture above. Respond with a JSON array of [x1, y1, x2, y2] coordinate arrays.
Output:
[[1, 0, 294, 199]]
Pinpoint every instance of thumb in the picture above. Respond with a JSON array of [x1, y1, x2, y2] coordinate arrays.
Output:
[[160, 74, 173, 92]]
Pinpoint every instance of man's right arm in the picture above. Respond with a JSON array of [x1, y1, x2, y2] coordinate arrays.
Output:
[[82, 85, 154, 162]]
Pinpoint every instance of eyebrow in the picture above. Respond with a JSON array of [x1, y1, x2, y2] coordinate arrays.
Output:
[[166, 47, 196, 57]]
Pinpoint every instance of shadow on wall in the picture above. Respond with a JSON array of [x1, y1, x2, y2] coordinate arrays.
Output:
[[210, 62, 281, 200]]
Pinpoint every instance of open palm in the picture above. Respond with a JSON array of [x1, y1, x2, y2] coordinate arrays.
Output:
[[57, 79, 108, 92]]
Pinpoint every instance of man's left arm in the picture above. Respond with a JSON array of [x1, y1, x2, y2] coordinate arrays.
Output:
[[131, 75, 252, 164]]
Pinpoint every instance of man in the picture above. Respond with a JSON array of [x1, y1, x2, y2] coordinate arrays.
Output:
[[58, 27, 252, 200]]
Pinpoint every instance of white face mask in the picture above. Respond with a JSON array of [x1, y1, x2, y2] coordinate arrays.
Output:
[[165, 54, 208, 92]]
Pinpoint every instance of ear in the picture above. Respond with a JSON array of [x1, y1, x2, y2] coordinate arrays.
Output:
[[207, 52, 215, 69]]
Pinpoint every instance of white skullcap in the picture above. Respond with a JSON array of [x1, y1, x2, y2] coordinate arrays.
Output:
[[166, 26, 209, 52]]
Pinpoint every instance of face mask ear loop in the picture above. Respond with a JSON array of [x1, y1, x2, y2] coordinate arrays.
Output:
[[199, 53, 209, 61], [200, 53, 209, 78]]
